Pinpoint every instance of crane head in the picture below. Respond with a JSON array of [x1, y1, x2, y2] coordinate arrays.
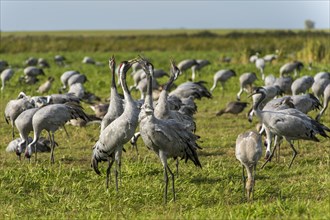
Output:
[[138, 56, 154, 77], [249, 87, 266, 97], [170, 59, 180, 81], [108, 55, 116, 71], [118, 59, 137, 76]]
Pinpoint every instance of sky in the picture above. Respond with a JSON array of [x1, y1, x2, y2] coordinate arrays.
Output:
[[0, 0, 329, 31]]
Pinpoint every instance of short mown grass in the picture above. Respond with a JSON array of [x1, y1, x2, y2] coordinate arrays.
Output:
[[0, 38, 329, 219]]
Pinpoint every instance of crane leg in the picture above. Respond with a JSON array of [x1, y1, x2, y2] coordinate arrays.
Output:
[[261, 141, 277, 169], [12, 126, 15, 140], [50, 132, 55, 164], [242, 165, 246, 198], [288, 142, 297, 168], [167, 165, 176, 202], [163, 165, 168, 204], [106, 156, 115, 190], [176, 158, 179, 176]]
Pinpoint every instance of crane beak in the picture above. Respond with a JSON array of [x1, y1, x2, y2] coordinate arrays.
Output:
[[91, 157, 101, 175]]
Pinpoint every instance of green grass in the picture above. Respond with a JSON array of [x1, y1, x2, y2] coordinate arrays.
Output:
[[0, 45, 330, 218]]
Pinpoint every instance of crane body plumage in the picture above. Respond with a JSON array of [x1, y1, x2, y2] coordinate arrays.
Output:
[[25, 102, 90, 163], [235, 130, 262, 200], [251, 87, 329, 168]]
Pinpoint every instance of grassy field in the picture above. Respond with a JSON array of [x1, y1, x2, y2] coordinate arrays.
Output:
[[0, 32, 329, 219]]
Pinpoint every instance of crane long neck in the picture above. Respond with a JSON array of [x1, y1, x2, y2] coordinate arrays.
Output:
[[253, 92, 266, 114], [120, 68, 133, 103], [145, 73, 153, 108], [111, 65, 117, 89], [163, 74, 175, 92]]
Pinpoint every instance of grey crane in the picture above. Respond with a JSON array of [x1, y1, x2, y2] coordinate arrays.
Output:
[[137, 57, 202, 203], [255, 58, 266, 80], [273, 76, 293, 95], [154, 59, 196, 154], [216, 101, 248, 116], [248, 85, 282, 122], [46, 93, 81, 104], [291, 75, 314, 95], [54, 55, 66, 66], [21, 66, 45, 85], [169, 80, 212, 100], [261, 94, 321, 160], [177, 59, 198, 74], [236, 72, 257, 101], [250, 87, 330, 168], [60, 70, 80, 90], [276, 94, 321, 114], [5, 96, 35, 138], [68, 83, 85, 99], [67, 73, 87, 87], [191, 59, 210, 81], [82, 56, 95, 64], [280, 61, 304, 78], [38, 76, 55, 94], [25, 102, 90, 163], [6, 137, 53, 155], [1, 68, 15, 91], [235, 131, 262, 200], [25, 57, 38, 66], [210, 69, 236, 93], [263, 53, 278, 63], [312, 78, 330, 100], [24, 66, 45, 77], [314, 72, 330, 82], [14, 107, 40, 160], [38, 58, 50, 68], [91, 59, 140, 191], [101, 55, 124, 131], [316, 84, 330, 122]]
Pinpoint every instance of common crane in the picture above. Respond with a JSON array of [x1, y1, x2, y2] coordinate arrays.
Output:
[[25, 102, 90, 163], [250, 87, 329, 168], [236, 72, 257, 101], [91, 59, 140, 191], [101, 55, 124, 132], [1, 68, 15, 91], [138, 57, 202, 203], [210, 69, 236, 94], [235, 131, 262, 200]]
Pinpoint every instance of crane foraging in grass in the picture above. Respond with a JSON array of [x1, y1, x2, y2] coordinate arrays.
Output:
[[250, 87, 330, 168], [25, 102, 90, 163], [316, 84, 330, 122], [1, 68, 15, 91], [210, 69, 236, 94], [216, 101, 248, 116], [280, 61, 304, 78], [5, 96, 35, 139], [137, 56, 202, 203], [235, 130, 262, 200], [236, 72, 257, 101], [91, 58, 140, 191]]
